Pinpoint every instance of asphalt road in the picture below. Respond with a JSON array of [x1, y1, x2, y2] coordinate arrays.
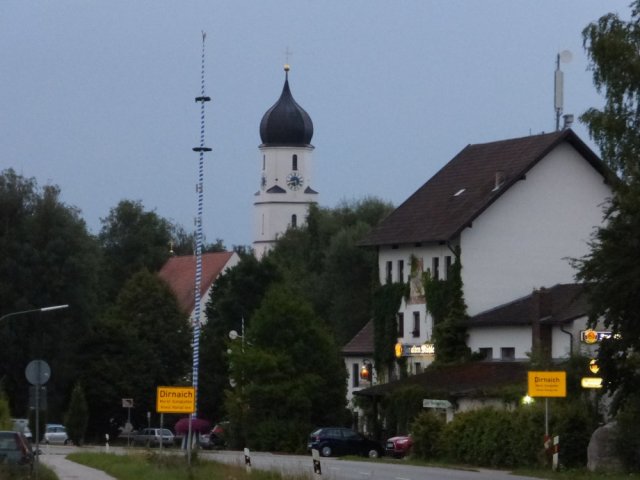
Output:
[[37, 444, 545, 480]]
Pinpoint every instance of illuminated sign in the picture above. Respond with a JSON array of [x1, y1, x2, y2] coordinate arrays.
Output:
[[580, 329, 617, 344], [527, 371, 567, 398], [156, 386, 195, 413], [395, 343, 435, 357], [588, 359, 600, 374], [581, 377, 603, 389]]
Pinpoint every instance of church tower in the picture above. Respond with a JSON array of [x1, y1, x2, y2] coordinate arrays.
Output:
[[253, 65, 318, 258]]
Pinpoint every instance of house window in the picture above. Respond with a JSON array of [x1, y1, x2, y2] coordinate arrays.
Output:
[[352, 363, 359, 388], [292, 154, 298, 170], [501, 347, 515, 361], [432, 257, 440, 280], [412, 311, 420, 337], [479, 347, 493, 360], [444, 255, 452, 279], [291, 214, 297, 228], [385, 261, 392, 284], [414, 362, 422, 374], [397, 312, 404, 337], [398, 260, 404, 283]]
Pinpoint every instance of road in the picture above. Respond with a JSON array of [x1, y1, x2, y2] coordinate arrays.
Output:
[[38, 444, 545, 480]]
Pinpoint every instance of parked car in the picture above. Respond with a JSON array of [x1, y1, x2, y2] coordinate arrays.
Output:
[[385, 435, 413, 458], [201, 423, 227, 450], [0, 431, 34, 473], [133, 428, 174, 447], [308, 427, 383, 458], [43, 424, 70, 445]]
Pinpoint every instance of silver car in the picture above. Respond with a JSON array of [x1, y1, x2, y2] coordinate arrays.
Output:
[[43, 424, 69, 445], [133, 428, 174, 447]]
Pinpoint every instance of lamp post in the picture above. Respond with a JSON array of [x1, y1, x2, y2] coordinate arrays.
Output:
[[0, 304, 69, 323]]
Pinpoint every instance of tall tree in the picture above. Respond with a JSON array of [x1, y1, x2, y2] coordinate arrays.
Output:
[[99, 200, 173, 298], [225, 284, 348, 452], [0, 169, 101, 419], [575, 2, 640, 413], [78, 269, 191, 437], [199, 253, 280, 422]]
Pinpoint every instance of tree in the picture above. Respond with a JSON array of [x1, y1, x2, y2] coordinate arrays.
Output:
[[225, 285, 348, 452], [575, 3, 640, 411], [99, 200, 174, 298], [65, 383, 89, 446], [0, 169, 102, 420], [78, 269, 191, 437], [199, 252, 280, 422]]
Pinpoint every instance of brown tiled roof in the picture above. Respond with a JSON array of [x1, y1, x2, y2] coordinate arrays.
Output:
[[354, 361, 528, 398], [360, 129, 609, 246], [342, 320, 374, 356], [158, 252, 235, 315], [465, 283, 589, 327]]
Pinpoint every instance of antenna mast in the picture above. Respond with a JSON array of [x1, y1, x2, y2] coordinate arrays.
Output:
[[554, 50, 572, 131], [191, 31, 212, 418]]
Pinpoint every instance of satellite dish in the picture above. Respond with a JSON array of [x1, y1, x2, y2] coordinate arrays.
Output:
[[559, 50, 572, 63]]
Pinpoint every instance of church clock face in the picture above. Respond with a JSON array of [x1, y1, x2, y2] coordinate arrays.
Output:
[[286, 171, 304, 191]]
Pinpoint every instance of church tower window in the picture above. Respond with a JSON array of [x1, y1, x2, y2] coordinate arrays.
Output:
[[292, 154, 298, 171], [291, 214, 297, 228]]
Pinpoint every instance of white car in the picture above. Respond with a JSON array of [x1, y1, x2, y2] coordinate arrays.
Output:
[[43, 424, 69, 445]]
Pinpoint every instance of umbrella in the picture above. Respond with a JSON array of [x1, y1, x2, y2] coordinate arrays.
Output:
[[174, 417, 211, 434]]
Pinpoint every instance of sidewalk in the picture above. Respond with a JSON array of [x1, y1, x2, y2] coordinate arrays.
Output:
[[39, 450, 116, 480]]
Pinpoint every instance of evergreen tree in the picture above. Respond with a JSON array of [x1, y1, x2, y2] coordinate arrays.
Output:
[[65, 383, 89, 446]]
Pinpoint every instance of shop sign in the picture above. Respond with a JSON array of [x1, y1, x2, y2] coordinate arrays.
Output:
[[395, 342, 435, 358], [580, 329, 613, 344]]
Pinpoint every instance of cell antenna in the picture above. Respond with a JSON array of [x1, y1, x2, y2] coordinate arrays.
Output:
[[191, 30, 212, 419], [554, 50, 572, 131]]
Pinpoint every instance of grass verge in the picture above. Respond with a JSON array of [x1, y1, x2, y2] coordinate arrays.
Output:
[[67, 451, 313, 480]]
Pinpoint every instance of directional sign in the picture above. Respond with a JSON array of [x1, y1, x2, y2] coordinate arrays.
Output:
[[527, 371, 566, 398], [423, 399, 452, 409], [581, 377, 603, 389], [156, 386, 195, 413]]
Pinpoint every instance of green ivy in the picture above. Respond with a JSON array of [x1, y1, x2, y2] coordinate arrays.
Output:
[[423, 247, 471, 364], [372, 283, 407, 376]]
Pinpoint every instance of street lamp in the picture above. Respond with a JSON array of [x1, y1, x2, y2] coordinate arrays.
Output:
[[0, 304, 69, 323]]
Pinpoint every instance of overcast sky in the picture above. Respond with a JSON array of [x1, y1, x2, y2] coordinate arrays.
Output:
[[1, 1, 631, 249]]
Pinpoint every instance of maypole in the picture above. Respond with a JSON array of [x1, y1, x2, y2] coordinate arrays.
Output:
[[191, 31, 211, 419]]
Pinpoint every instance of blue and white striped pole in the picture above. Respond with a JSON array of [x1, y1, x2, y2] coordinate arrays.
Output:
[[192, 31, 211, 419]]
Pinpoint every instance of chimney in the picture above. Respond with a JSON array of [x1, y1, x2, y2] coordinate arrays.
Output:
[[562, 114, 574, 129]]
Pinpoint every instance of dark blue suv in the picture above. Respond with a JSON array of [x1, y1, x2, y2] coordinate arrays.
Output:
[[308, 427, 383, 458]]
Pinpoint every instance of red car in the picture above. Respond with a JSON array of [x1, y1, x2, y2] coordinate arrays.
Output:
[[385, 435, 413, 458]]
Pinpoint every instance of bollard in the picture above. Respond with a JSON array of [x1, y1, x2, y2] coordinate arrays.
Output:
[[552, 435, 560, 471], [105, 434, 110, 453], [312, 448, 322, 475], [244, 447, 252, 474]]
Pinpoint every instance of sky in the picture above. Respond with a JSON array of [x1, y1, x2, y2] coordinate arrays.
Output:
[[0, 1, 632, 249]]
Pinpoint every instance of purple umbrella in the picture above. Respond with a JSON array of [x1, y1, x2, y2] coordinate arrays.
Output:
[[174, 417, 211, 434]]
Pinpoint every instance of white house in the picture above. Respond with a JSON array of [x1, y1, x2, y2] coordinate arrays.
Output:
[[352, 129, 612, 396]]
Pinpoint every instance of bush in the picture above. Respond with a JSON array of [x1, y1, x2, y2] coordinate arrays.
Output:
[[615, 393, 640, 471], [410, 411, 444, 459], [438, 406, 544, 468]]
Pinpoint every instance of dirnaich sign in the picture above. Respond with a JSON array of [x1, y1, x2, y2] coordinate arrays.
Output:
[[156, 386, 196, 413]]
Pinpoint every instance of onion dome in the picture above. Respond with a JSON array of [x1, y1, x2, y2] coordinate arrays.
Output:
[[260, 65, 314, 147]]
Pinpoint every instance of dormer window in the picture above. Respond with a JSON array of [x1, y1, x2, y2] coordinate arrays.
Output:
[[292, 154, 298, 171]]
